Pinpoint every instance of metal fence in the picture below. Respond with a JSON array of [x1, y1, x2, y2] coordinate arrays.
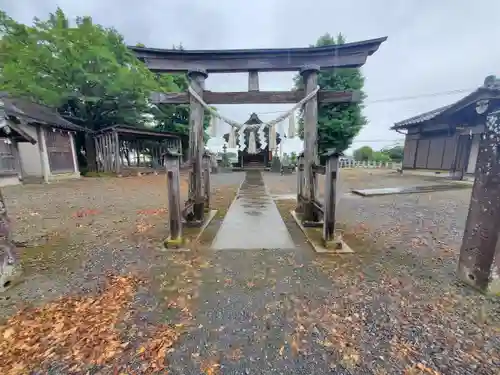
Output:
[[339, 160, 403, 169]]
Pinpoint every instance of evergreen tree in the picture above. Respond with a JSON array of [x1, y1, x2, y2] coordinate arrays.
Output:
[[295, 33, 367, 157]]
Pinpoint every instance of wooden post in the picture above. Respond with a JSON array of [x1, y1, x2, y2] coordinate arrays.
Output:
[[106, 133, 111, 172], [296, 154, 304, 213], [164, 148, 183, 248], [113, 130, 120, 175], [69, 132, 79, 175], [323, 149, 339, 245], [100, 134, 105, 172], [11, 141, 24, 181], [36, 126, 50, 183], [248, 70, 259, 91], [457, 107, 500, 295], [0, 189, 21, 292], [300, 65, 320, 223], [105, 133, 112, 172], [94, 136, 100, 172], [202, 151, 211, 211], [135, 141, 139, 166], [187, 69, 208, 224], [177, 138, 183, 165]]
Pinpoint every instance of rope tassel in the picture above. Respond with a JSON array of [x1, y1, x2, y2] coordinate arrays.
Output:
[[248, 130, 257, 154], [209, 115, 217, 137], [258, 123, 267, 151], [228, 127, 237, 148], [269, 124, 277, 150], [288, 111, 296, 138], [238, 125, 248, 151]]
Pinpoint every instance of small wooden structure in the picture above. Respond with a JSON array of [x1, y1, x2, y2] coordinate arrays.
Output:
[[130, 37, 387, 247], [0, 93, 87, 185], [222, 113, 282, 169], [392, 81, 500, 178], [94, 125, 184, 176]]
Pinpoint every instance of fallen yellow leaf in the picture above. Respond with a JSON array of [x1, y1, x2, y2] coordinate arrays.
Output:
[[137, 346, 146, 354], [2, 327, 14, 340]]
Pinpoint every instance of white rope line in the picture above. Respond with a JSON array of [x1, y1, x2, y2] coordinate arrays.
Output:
[[187, 85, 320, 130]]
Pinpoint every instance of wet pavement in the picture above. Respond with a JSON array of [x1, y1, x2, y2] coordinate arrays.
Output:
[[211, 171, 295, 250]]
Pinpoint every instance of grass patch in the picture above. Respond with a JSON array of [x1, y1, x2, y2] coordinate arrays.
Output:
[[82, 171, 117, 178], [20, 234, 84, 274]]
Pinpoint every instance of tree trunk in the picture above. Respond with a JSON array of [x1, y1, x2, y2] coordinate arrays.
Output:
[[85, 133, 98, 172]]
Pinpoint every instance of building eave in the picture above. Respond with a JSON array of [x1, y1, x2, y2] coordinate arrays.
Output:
[[392, 80, 500, 132]]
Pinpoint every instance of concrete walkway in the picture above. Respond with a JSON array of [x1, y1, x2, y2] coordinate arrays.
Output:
[[211, 171, 295, 250]]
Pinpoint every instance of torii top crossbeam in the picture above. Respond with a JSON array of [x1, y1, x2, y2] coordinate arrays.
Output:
[[128, 37, 387, 73]]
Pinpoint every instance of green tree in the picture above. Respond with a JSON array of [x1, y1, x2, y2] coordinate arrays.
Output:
[[152, 62, 214, 150], [151, 72, 191, 135], [0, 8, 180, 168], [372, 151, 391, 163], [0, 9, 174, 128], [353, 146, 373, 161], [295, 33, 367, 158], [381, 145, 404, 162]]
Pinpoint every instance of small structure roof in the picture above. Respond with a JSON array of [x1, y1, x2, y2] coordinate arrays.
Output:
[[244, 113, 263, 125], [0, 119, 37, 144], [96, 124, 186, 141], [0, 93, 88, 133], [392, 105, 453, 129]]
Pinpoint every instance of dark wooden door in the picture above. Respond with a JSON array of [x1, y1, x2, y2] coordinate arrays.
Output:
[[45, 130, 74, 174], [415, 139, 431, 168], [402, 136, 418, 168], [451, 134, 471, 178], [0, 140, 16, 174]]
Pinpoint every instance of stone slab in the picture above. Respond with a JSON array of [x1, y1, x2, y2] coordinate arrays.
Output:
[[211, 171, 294, 250], [351, 183, 470, 197]]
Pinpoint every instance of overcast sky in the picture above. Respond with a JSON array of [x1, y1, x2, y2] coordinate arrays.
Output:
[[2, 0, 500, 153]]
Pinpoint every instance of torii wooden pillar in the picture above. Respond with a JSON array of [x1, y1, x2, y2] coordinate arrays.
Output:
[[457, 97, 500, 295], [187, 69, 208, 225], [300, 65, 320, 223], [130, 37, 387, 231]]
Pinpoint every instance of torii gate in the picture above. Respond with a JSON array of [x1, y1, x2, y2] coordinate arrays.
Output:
[[129, 37, 387, 247]]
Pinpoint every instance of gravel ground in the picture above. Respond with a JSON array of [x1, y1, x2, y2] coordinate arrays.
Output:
[[0, 170, 499, 374], [264, 169, 500, 374], [0, 172, 244, 373]]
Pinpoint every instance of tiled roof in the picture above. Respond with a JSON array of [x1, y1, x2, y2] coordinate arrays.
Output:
[[0, 93, 88, 132], [392, 77, 500, 130], [392, 104, 453, 129], [244, 113, 263, 125]]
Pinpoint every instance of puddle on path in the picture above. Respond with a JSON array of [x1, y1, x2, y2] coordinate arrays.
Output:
[[211, 171, 295, 250]]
